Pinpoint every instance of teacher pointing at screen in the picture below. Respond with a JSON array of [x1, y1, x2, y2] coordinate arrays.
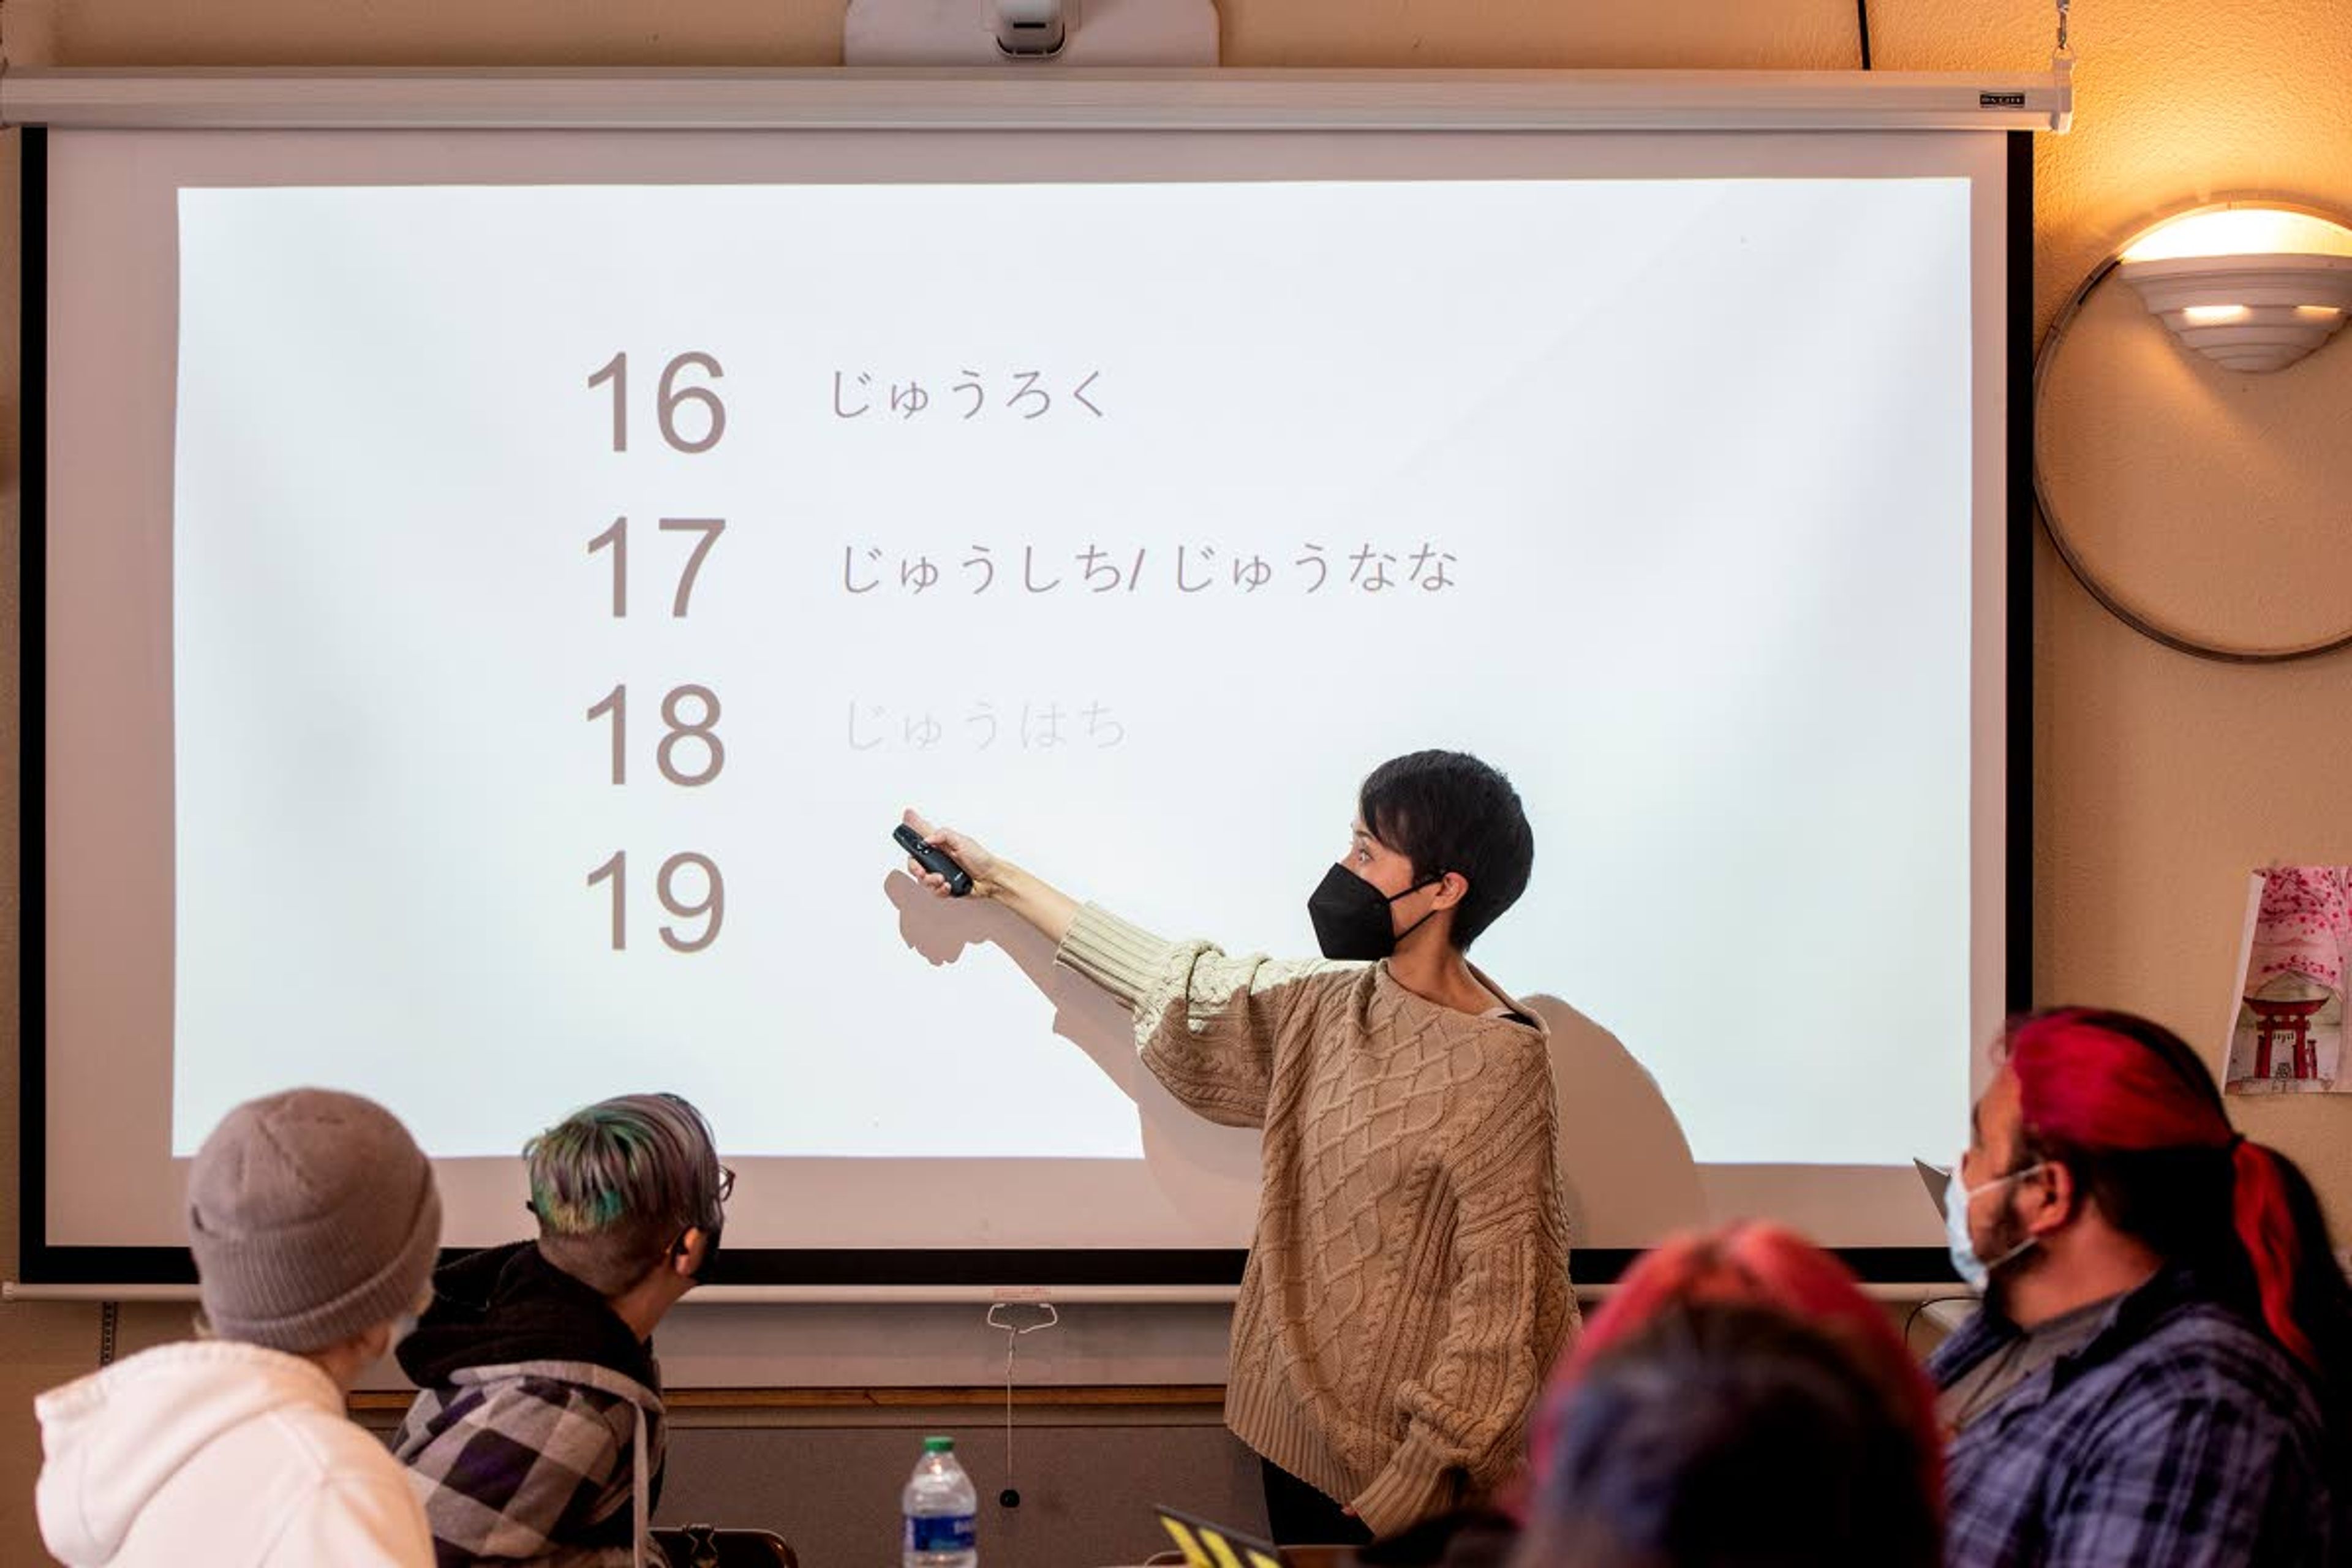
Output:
[[903, 749, 1575, 1545]]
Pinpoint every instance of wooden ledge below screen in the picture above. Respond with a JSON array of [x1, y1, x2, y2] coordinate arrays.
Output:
[[349, 1384, 1227, 1415]]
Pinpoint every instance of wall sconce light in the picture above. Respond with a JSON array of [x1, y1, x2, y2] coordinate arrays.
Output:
[[2116, 203, 2352, 372]]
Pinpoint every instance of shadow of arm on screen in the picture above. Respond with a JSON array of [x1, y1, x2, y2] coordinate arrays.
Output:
[[1523, 995, 1709, 1250], [885, 872, 1261, 1183]]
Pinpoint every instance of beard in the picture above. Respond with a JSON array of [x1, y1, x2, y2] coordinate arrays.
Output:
[[1978, 1187, 2040, 1305]]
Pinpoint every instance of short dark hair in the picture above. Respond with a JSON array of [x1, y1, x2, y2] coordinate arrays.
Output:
[[1359, 750, 1533, 950], [1519, 1302, 1942, 1568]]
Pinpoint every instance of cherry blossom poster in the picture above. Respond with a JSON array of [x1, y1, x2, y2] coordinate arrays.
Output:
[[2225, 867, 2352, 1095]]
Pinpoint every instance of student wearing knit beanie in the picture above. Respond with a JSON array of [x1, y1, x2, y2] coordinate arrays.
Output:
[[36, 1088, 443, 1568]]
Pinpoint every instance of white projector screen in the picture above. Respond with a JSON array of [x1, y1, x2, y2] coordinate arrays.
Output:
[[29, 121, 2021, 1286]]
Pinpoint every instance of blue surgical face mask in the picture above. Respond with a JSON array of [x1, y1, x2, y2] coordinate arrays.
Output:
[[1945, 1152, 2046, 1294]]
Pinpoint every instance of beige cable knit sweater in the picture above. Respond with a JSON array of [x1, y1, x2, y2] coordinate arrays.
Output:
[[1057, 904, 1577, 1537]]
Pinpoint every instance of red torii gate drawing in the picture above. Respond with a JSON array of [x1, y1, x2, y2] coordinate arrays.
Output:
[[2245, 995, 2328, 1081]]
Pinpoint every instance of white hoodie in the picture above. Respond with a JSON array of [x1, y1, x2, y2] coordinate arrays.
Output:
[[35, 1340, 435, 1568]]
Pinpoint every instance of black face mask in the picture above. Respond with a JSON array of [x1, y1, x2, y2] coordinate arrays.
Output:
[[1307, 862, 1442, 962]]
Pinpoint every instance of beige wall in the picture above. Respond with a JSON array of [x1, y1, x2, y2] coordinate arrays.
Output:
[[7, 0, 2352, 1559]]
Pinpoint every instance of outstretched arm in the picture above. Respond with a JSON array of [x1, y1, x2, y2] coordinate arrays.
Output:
[[903, 807, 1346, 1127], [902, 807, 1079, 946]]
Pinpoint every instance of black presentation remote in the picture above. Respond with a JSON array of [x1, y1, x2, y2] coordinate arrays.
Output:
[[893, 823, 974, 897]]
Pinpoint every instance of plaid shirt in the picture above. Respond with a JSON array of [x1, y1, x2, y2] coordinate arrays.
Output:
[[394, 1358, 668, 1567], [1931, 1268, 2331, 1568]]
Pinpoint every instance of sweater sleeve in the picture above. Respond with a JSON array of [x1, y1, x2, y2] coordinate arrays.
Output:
[[1056, 903, 1351, 1129], [1351, 1049, 1576, 1536]]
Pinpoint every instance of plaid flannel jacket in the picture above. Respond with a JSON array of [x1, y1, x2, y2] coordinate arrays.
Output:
[[394, 1357, 668, 1568], [1931, 1268, 2331, 1568]]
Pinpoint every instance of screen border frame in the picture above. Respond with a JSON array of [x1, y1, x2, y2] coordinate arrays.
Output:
[[13, 124, 2030, 1291]]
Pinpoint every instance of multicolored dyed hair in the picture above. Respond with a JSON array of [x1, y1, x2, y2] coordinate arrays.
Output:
[[1525, 1223, 1942, 1517], [524, 1092, 724, 1295], [1515, 1301, 1942, 1568]]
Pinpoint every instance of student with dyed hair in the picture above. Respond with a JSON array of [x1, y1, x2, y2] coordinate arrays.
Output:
[[1491, 1224, 1945, 1568], [394, 1092, 728, 1567], [1936, 1009, 2350, 1566], [1527, 1221, 1943, 1521], [1515, 1300, 1942, 1568]]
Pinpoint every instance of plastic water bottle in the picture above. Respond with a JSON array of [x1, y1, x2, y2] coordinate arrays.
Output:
[[902, 1435, 978, 1568]]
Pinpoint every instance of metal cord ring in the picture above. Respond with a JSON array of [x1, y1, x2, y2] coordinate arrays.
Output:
[[2032, 199, 2352, 665]]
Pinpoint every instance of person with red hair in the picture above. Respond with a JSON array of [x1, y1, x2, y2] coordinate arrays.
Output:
[[1497, 1224, 1943, 1568], [1534, 1222, 1942, 1502], [1935, 1008, 2350, 1566]]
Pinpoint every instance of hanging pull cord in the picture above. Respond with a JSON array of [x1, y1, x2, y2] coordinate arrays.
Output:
[[986, 1302, 1060, 1509]]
